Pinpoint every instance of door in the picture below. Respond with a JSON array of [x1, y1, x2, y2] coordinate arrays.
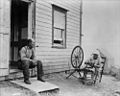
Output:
[[10, 0, 35, 69]]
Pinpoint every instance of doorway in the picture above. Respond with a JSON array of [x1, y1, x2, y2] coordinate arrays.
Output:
[[10, 0, 29, 69]]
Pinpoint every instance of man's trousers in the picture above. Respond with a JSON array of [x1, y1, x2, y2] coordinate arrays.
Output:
[[20, 60, 44, 80]]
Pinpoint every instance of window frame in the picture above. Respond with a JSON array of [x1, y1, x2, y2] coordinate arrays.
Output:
[[52, 5, 67, 49]]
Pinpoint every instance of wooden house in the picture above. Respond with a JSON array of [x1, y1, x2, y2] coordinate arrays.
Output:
[[0, 0, 82, 80]]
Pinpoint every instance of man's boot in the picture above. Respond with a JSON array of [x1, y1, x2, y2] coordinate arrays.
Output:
[[22, 60, 31, 84], [24, 79, 31, 84], [37, 61, 45, 82], [37, 76, 45, 82]]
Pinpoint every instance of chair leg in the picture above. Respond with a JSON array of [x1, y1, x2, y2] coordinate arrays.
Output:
[[93, 71, 98, 84], [99, 72, 103, 83]]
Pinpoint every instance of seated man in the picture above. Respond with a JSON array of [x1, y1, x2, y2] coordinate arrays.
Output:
[[19, 39, 45, 84], [82, 53, 101, 79]]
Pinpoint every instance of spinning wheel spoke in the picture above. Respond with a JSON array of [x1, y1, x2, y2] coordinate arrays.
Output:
[[71, 46, 84, 68], [66, 45, 84, 79]]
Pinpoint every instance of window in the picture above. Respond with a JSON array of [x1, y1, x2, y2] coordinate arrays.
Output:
[[52, 5, 67, 48]]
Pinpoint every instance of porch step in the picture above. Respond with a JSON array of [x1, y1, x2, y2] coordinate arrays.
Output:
[[11, 78, 59, 96], [0, 69, 37, 81]]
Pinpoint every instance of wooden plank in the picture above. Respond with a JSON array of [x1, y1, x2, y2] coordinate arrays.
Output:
[[67, 17, 80, 25], [36, 16, 52, 24], [0, 34, 2, 68], [0, 0, 4, 26], [0, 34, 9, 76], [3, 0, 10, 28], [36, 20, 52, 28], [36, 27, 52, 34], [0, 0, 10, 76], [35, 39, 51, 44], [67, 24, 80, 31], [43, 64, 69, 70], [67, 34, 80, 39], [36, 23, 51, 30], [36, 32, 51, 38], [36, 35, 51, 41], [36, 52, 70, 57], [67, 25, 80, 31], [36, 3, 51, 14], [36, 13, 51, 21], [37, 0, 80, 17], [40, 50, 71, 54], [36, 55, 70, 60], [44, 67, 69, 73], [0, 69, 9, 77], [36, 53, 70, 58], [36, 0, 51, 9], [63, 0, 80, 11], [67, 32, 80, 37], [0, 26, 10, 34], [48, 0, 80, 14], [40, 57, 70, 61], [36, 32, 52, 39], [68, 33, 80, 38], [41, 57, 70, 62], [67, 13, 80, 20], [11, 78, 59, 93], [67, 23, 80, 29], [64, 0, 80, 8]]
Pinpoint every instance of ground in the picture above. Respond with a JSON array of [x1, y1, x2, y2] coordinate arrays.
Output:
[[46, 73, 120, 96], [0, 72, 120, 96]]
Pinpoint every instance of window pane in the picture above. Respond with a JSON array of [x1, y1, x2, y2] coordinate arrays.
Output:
[[54, 28, 63, 41], [54, 10, 65, 29], [52, 5, 67, 47]]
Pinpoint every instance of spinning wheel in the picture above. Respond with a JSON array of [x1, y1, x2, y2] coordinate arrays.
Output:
[[71, 46, 84, 69], [66, 46, 84, 79], [66, 46, 106, 85]]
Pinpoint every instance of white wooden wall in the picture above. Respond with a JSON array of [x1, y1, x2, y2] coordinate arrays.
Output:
[[0, 0, 10, 76], [35, 0, 81, 73]]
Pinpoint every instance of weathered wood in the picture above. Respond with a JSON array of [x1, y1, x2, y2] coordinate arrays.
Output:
[[0, 0, 82, 75], [0, 0, 10, 76], [0, 34, 9, 76]]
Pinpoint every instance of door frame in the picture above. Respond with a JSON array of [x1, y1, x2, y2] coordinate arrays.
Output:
[[9, 0, 36, 70]]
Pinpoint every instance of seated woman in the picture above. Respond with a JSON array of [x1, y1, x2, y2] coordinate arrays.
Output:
[[82, 53, 102, 80]]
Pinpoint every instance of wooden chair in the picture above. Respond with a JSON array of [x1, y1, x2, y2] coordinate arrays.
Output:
[[79, 49, 106, 85], [97, 49, 106, 83]]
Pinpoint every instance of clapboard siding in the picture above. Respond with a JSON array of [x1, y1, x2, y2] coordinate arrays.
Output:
[[36, 8, 52, 17], [48, 0, 80, 12], [36, 20, 52, 27], [35, 0, 81, 73]]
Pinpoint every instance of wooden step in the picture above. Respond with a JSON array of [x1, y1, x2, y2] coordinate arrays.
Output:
[[0, 68, 37, 81], [11, 77, 59, 96]]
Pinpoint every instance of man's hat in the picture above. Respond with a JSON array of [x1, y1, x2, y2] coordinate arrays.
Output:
[[28, 38, 35, 43]]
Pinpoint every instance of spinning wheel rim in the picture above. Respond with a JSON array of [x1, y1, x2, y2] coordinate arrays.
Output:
[[71, 46, 84, 68]]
